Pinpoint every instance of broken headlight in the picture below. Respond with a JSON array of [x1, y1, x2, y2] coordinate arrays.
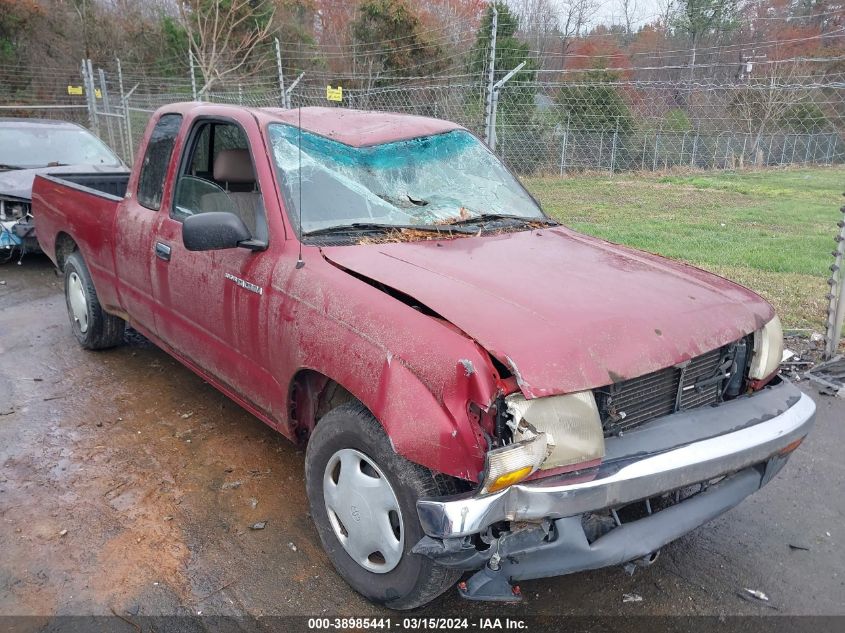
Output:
[[0, 198, 30, 221], [506, 391, 605, 470], [478, 433, 551, 495], [478, 391, 606, 496], [748, 315, 783, 381]]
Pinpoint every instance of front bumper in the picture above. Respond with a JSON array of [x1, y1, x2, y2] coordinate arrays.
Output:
[[414, 382, 815, 600], [417, 381, 815, 539]]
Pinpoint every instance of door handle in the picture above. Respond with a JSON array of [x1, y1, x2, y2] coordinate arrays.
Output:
[[154, 241, 171, 261]]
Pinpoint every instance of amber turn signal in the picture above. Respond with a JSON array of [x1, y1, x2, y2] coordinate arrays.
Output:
[[778, 436, 805, 456]]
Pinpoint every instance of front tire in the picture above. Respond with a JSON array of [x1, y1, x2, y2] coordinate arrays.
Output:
[[64, 251, 125, 350], [305, 402, 460, 609]]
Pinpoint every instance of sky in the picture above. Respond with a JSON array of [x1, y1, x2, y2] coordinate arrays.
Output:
[[590, 0, 665, 28]]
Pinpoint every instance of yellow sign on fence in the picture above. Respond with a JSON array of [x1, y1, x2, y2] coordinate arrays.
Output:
[[326, 85, 343, 102], [67, 85, 83, 96]]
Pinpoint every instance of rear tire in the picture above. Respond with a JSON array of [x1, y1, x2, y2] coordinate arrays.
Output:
[[64, 251, 125, 350], [305, 402, 460, 610]]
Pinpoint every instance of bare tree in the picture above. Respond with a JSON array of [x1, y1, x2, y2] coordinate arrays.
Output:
[[727, 61, 813, 165], [558, 0, 600, 66], [618, 0, 639, 38], [178, 0, 277, 95], [512, 0, 560, 68]]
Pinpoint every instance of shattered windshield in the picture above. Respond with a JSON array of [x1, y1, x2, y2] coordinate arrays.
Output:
[[267, 125, 544, 234]]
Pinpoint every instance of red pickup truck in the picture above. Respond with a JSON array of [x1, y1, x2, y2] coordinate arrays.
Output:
[[33, 102, 815, 608]]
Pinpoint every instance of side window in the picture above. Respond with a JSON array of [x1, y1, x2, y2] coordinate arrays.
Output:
[[172, 121, 266, 241], [137, 114, 182, 210], [188, 123, 211, 177]]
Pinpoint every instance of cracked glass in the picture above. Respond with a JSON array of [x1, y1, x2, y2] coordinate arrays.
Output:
[[267, 125, 544, 234]]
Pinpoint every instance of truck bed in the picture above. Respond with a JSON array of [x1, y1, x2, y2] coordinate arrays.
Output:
[[42, 172, 130, 200], [32, 172, 130, 313]]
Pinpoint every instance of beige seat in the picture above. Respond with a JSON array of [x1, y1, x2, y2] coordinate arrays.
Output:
[[200, 148, 262, 234]]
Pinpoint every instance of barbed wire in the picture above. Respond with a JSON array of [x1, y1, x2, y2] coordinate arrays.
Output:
[[3, 47, 844, 178]]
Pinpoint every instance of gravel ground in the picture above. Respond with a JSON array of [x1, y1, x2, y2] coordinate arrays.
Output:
[[1, 256, 843, 626]]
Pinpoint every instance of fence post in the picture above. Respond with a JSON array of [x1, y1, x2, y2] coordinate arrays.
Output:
[[97, 68, 116, 150], [824, 204, 845, 359], [826, 134, 835, 164], [115, 58, 130, 163], [559, 114, 570, 176], [490, 89, 500, 151], [652, 133, 659, 171], [85, 59, 100, 137], [609, 118, 620, 174], [81, 59, 95, 133], [690, 129, 699, 168], [275, 38, 286, 108], [189, 49, 198, 100], [483, 5, 497, 147]]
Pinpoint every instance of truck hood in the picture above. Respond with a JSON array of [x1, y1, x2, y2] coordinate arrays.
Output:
[[0, 164, 128, 200], [321, 227, 774, 398]]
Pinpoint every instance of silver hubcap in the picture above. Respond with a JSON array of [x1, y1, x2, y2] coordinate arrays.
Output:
[[67, 272, 89, 333], [323, 448, 404, 573]]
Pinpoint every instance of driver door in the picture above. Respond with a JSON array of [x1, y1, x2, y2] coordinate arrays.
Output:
[[150, 114, 277, 417]]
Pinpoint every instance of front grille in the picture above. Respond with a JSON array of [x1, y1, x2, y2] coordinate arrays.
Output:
[[595, 345, 732, 436]]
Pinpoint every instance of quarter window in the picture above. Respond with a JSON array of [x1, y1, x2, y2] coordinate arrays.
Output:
[[137, 113, 182, 210]]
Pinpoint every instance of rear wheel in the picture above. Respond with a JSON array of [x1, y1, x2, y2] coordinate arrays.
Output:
[[305, 402, 460, 609], [64, 251, 125, 350]]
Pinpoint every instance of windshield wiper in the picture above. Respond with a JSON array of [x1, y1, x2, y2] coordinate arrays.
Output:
[[304, 222, 474, 237], [446, 213, 558, 227]]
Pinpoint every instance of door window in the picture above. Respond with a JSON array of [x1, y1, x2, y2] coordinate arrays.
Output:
[[172, 121, 266, 241], [137, 113, 182, 210]]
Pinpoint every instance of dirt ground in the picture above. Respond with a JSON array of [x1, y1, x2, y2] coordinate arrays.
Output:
[[1, 256, 844, 623]]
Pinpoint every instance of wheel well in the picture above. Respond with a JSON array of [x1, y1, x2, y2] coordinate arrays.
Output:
[[288, 369, 357, 443], [54, 233, 78, 271]]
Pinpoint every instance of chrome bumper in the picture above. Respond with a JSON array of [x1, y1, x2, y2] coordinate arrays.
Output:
[[417, 390, 816, 539]]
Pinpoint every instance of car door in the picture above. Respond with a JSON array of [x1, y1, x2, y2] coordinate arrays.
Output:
[[150, 113, 281, 419], [114, 112, 183, 335]]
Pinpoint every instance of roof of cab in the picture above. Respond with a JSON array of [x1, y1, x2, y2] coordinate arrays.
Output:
[[164, 103, 465, 147], [259, 107, 464, 147]]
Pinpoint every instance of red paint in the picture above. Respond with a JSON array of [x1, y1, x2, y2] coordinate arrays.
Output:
[[32, 103, 776, 483], [322, 228, 774, 397], [257, 106, 462, 147]]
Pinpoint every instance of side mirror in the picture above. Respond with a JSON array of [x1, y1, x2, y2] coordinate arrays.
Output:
[[182, 212, 252, 251]]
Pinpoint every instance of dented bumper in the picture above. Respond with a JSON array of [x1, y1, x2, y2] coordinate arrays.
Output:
[[417, 381, 815, 540], [414, 382, 815, 599]]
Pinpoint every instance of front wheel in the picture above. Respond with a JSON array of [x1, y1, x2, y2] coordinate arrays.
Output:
[[64, 251, 125, 350], [305, 402, 461, 609]]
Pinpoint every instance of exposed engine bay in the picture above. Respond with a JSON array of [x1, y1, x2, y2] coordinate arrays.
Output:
[[1, 197, 35, 264]]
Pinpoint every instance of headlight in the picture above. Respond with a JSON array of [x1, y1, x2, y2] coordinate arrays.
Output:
[[748, 315, 783, 381], [478, 391, 605, 496], [506, 391, 605, 470], [479, 433, 551, 495]]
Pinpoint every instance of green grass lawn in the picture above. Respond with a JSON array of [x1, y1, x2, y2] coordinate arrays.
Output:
[[525, 167, 845, 331]]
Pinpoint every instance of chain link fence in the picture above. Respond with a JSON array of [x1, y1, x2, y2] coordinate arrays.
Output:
[[2, 58, 844, 175]]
